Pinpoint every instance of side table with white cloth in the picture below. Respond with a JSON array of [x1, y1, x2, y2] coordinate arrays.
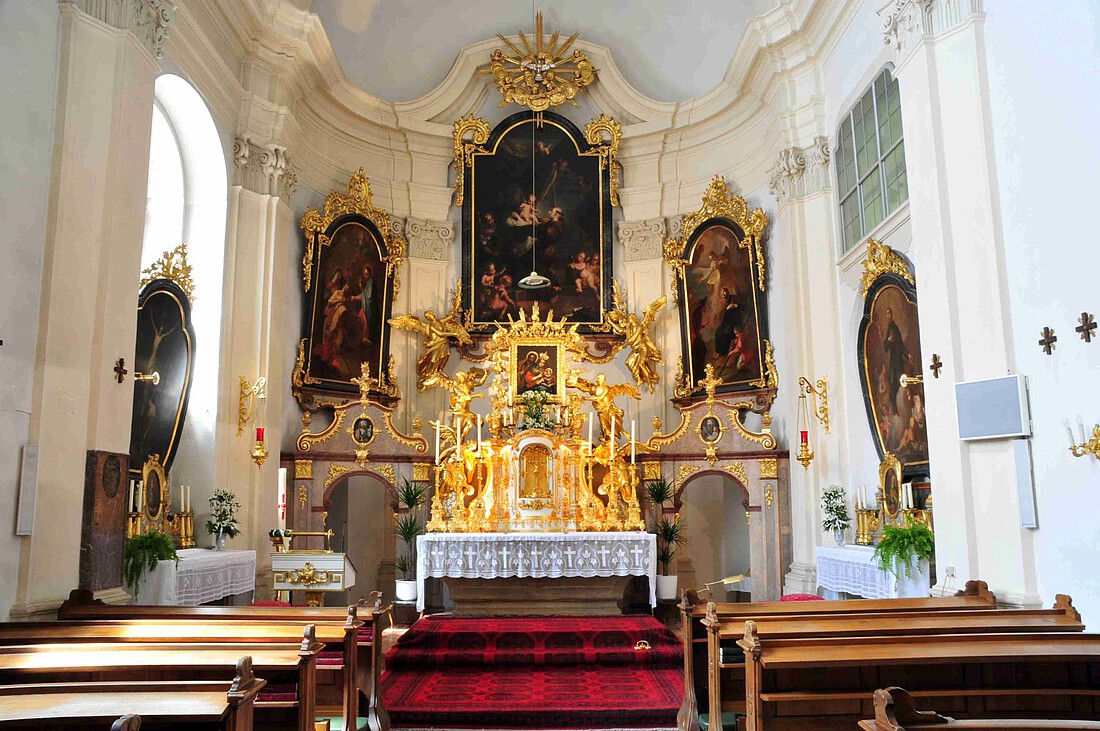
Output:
[[134, 548, 257, 606], [417, 532, 657, 615], [814, 544, 929, 600]]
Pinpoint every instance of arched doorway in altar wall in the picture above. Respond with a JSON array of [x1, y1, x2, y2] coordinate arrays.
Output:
[[675, 471, 753, 600], [322, 473, 395, 608]]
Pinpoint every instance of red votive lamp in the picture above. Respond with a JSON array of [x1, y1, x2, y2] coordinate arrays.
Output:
[[256, 426, 265, 443], [800, 430, 808, 446]]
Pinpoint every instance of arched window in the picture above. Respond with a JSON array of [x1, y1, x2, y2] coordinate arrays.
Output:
[[836, 67, 908, 251]]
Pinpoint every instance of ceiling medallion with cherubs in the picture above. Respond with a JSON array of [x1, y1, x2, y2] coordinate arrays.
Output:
[[483, 12, 598, 113]]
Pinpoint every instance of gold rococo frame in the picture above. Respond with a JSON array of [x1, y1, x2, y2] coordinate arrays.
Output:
[[879, 451, 903, 519], [141, 453, 170, 522]]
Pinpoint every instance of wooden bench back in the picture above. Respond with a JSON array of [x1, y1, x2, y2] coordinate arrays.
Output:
[[0, 619, 352, 645], [859, 686, 1100, 731]]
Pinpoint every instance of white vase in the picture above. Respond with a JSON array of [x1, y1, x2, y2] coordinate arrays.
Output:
[[833, 529, 845, 546], [655, 574, 679, 601], [215, 532, 227, 551], [395, 579, 418, 602], [895, 559, 931, 598]]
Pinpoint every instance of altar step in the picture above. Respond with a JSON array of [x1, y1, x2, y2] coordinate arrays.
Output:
[[381, 614, 683, 730]]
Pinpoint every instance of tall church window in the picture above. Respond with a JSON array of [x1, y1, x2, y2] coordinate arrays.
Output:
[[836, 67, 907, 251]]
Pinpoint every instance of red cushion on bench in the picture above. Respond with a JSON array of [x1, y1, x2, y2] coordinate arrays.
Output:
[[357, 627, 373, 643], [249, 600, 292, 607], [317, 650, 344, 666], [780, 593, 824, 601], [258, 682, 298, 702]]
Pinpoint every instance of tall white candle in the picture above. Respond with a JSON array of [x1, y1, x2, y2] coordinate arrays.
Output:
[[434, 420, 441, 465], [477, 413, 482, 453], [588, 414, 593, 446], [610, 416, 616, 459], [630, 420, 636, 464], [1066, 420, 1077, 447], [128, 479, 135, 513], [1079, 418, 1087, 443], [186, 485, 190, 513]]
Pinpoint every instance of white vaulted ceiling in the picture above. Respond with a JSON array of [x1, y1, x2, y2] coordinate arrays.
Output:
[[307, 0, 776, 103]]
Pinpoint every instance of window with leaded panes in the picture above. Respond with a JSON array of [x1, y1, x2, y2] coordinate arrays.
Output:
[[835, 67, 908, 252]]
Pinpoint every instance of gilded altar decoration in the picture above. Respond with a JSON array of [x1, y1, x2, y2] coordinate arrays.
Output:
[[452, 114, 491, 206], [665, 177, 772, 398], [569, 373, 639, 443], [859, 238, 915, 297], [127, 454, 194, 548], [462, 111, 614, 332], [389, 286, 473, 392], [605, 281, 667, 393], [482, 13, 597, 113], [583, 115, 622, 207], [140, 243, 196, 302], [298, 169, 407, 398]]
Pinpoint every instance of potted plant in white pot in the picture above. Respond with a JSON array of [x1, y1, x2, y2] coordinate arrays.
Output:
[[821, 485, 852, 546], [206, 488, 241, 551], [655, 513, 688, 601], [394, 478, 428, 603], [873, 520, 934, 598]]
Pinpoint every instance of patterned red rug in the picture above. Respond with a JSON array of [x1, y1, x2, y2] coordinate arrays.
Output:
[[382, 615, 683, 729]]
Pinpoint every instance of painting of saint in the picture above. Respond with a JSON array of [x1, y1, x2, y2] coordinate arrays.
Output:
[[513, 344, 561, 401], [700, 415, 722, 443], [308, 221, 388, 384], [466, 112, 611, 330], [860, 282, 929, 468], [352, 416, 375, 445], [681, 222, 765, 390]]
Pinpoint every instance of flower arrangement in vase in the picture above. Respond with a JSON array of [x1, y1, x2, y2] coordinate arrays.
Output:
[[206, 488, 241, 551], [821, 485, 852, 545], [518, 390, 556, 430]]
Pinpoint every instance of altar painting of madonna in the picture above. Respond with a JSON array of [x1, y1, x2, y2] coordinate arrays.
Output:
[[466, 112, 611, 331], [682, 222, 765, 390], [308, 221, 388, 384]]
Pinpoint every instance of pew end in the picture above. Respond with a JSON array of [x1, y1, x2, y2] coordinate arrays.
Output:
[[111, 715, 141, 731]]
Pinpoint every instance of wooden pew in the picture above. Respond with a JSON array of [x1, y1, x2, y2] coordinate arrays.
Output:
[[701, 596, 1085, 729], [859, 686, 1100, 731], [677, 580, 998, 730], [737, 627, 1100, 731], [0, 631, 320, 731], [58, 590, 391, 731], [0, 619, 356, 731], [0, 656, 265, 731]]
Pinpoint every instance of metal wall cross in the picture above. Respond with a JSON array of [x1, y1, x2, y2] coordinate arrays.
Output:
[[114, 358, 129, 383], [1077, 312, 1096, 343], [1039, 327, 1058, 355], [929, 354, 943, 378]]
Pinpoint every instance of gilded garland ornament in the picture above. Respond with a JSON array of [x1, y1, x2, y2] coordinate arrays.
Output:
[[451, 114, 491, 206], [482, 13, 597, 113], [605, 281, 667, 393], [300, 168, 407, 299], [583, 114, 623, 207], [140, 243, 196, 302], [859, 238, 915, 297], [389, 286, 473, 392]]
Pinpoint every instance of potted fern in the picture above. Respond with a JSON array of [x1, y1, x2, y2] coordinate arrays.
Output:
[[821, 485, 852, 545], [873, 519, 935, 597], [123, 530, 178, 603], [394, 478, 428, 602], [655, 514, 688, 601]]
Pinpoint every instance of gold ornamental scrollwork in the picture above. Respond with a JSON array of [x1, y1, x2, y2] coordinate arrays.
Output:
[[372, 463, 396, 487], [859, 238, 915, 298], [300, 168, 408, 300], [674, 464, 699, 491], [583, 114, 622, 207], [140, 243, 196, 302], [724, 462, 748, 486], [726, 402, 778, 450], [645, 411, 692, 450], [282, 562, 333, 588], [764, 484, 774, 508], [663, 176, 769, 296], [413, 463, 431, 482], [451, 114, 490, 206], [759, 458, 778, 480], [325, 464, 354, 491], [294, 460, 313, 480], [481, 13, 597, 113]]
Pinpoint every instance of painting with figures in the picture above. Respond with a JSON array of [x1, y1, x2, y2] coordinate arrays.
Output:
[[512, 343, 563, 402], [859, 280, 929, 470], [307, 220, 390, 385], [465, 111, 611, 331], [682, 221, 766, 390]]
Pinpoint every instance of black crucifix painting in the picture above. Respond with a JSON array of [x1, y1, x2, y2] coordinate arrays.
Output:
[[305, 218, 391, 390], [129, 279, 195, 478], [858, 274, 930, 473], [463, 111, 612, 332], [680, 221, 768, 391]]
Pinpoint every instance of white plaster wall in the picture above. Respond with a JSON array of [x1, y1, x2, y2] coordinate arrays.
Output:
[[0, 2, 59, 620], [985, 0, 1100, 622]]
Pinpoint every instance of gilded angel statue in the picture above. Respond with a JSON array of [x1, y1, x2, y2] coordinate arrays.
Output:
[[426, 367, 488, 425], [388, 286, 473, 392], [568, 372, 640, 442], [606, 282, 667, 392]]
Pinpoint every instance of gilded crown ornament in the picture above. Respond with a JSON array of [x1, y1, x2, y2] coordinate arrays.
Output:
[[859, 238, 914, 297], [483, 12, 597, 112], [140, 243, 196, 302]]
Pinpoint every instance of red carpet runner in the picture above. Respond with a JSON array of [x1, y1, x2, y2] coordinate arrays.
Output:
[[381, 615, 684, 729]]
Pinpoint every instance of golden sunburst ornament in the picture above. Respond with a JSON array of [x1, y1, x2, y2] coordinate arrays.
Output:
[[483, 12, 597, 112]]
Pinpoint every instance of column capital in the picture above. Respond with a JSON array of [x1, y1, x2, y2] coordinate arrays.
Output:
[[63, 0, 176, 59], [401, 217, 454, 261], [878, 0, 985, 66], [768, 136, 831, 205], [617, 218, 668, 262], [232, 135, 298, 198]]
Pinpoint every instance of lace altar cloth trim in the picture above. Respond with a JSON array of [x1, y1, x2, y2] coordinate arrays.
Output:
[[814, 544, 896, 599], [136, 548, 257, 606], [416, 532, 657, 612]]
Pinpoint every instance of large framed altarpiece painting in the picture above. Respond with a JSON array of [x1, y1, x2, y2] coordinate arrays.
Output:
[[460, 111, 615, 333], [857, 243, 929, 476], [666, 177, 773, 398], [296, 169, 407, 398]]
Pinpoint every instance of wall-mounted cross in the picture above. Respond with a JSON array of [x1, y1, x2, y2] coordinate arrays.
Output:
[[114, 357, 129, 383], [1039, 327, 1058, 355], [929, 354, 943, 379], [1076, 312, 1096, 343]]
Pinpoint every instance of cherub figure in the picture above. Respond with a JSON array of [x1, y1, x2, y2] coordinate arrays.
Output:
[[568, 372, 640, 443], [606, 282, 667, 393], [388, 286, 473, 391], [426, 366, 488, 446]]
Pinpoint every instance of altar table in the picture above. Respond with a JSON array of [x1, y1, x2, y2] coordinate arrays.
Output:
[[416, 532, 657, 613], [814, 544, 928, 600], [134, 548, 257, 606]]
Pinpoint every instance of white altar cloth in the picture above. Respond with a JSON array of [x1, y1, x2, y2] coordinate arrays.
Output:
[[815, 545, 893, 599], [134, 548, 257, 606], [416, 532, 657, 612]]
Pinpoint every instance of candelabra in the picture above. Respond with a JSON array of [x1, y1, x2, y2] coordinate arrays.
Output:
[[1068, 422, 1100, 460]]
